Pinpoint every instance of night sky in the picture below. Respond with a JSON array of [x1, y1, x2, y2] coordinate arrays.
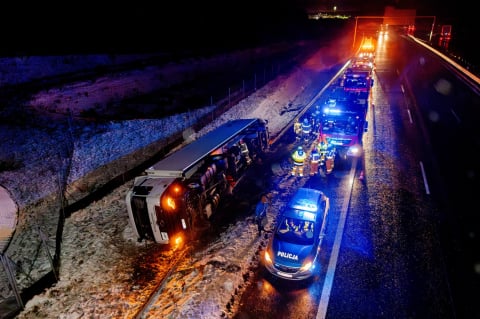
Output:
[[0, 0, 473, 55], [1, 1, 309, 54]]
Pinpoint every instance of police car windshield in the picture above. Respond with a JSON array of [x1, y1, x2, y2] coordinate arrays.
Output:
[[276, 217, 315, 245]]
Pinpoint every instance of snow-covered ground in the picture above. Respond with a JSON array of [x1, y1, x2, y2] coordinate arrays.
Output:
[[1, 37, 352, 318]]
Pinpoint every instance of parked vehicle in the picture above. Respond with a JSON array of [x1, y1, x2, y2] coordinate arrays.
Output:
[[341, 66, 374, 104], [318, 91, 368, 162], [263, 188, 330, 281]]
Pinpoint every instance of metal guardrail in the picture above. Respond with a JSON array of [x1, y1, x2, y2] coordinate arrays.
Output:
[[409, 36, 480, 93]]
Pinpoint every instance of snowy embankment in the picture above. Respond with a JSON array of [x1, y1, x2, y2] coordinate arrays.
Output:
[[14, 60, 323, 319], [1, 110, 215, 208], [1, 35, 353, 318]]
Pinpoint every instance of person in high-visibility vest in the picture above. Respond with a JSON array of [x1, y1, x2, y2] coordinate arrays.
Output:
[[317, 139, 328, 155], [316, 137, 335, 175], [317, 131, 328, 153], [309, 147, 320, 176], [293, 119, 302, 141], [291, 146, 307, 177], [324, 148, 335, 174]]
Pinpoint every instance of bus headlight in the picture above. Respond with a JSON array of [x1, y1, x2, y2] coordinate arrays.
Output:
[[161, 182, 184, 212], [174, 235, 183, 246], [161, 195, 177, 211]]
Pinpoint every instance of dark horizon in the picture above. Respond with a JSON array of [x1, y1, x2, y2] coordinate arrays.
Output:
[[0, 1, 474, 58]]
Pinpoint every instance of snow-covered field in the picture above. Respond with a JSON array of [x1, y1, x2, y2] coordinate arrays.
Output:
[[0, 36, 352, 318]]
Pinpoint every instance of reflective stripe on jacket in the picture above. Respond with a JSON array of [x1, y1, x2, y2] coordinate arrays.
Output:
[[292, 150, 306, 165], [311, 152, 320, 163]]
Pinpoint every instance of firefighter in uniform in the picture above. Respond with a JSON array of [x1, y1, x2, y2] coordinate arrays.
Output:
[[316, 134, 335, 175], [291, 146, 307, 177], [309, 146, 320, 176], [317, 137, 328, 155], [293, 119, 302, 141], [324, 148, 335, 174], [317, 132, 327, 155], [301, 118, 312, 142], [311, 105, 322, 132]]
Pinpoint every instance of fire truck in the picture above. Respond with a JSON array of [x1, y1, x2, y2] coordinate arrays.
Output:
[[126, 118, 269, 245], [341, 61, 374, 108], [318, 93, 368, 163]]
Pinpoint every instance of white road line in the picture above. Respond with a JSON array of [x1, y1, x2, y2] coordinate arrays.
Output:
[[450, 108, 461, 124], [407, 108, 413, 123], [316, 158, 357, 319], [419, 161, 431, 195]]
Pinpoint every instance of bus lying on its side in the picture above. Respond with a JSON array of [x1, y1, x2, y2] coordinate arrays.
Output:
[[126, 118, 270, 245]]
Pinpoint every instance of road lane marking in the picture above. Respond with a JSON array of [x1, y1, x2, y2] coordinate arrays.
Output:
[[419, 161, 431, 195], [316, 158, 357, 319]]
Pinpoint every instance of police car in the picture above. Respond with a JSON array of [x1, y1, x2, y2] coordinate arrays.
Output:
[[263, 188, 330, 280]]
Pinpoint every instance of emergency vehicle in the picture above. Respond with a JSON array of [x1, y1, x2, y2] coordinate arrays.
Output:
[[341, 65, 374, 104], [351, 55, 375, 73], [126, 119, 269, 245], [318, 93, 368, 161], [263, 188, 330, 280], [358, 36, 376, 59]]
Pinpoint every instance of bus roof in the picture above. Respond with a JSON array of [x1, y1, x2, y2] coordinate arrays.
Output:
[[146, 119, 260, 178]]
